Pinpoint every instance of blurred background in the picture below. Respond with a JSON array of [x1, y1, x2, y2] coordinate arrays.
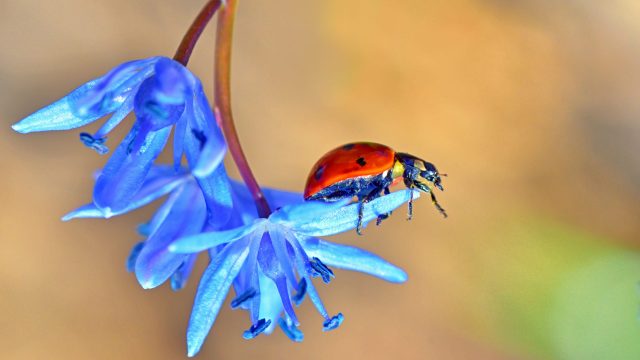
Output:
[[1, 0, 639, 359]]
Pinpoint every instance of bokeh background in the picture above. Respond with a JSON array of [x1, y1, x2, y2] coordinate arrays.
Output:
[[1, 0, 639, 359]]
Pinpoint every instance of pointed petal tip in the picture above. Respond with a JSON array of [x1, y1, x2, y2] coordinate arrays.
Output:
[[60, 213, 75, 222], [187, 336, 204, 357], [11, 122, 28, 134]]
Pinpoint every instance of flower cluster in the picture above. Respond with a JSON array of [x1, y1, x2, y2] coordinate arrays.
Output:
[[13, 57, 420, 356]]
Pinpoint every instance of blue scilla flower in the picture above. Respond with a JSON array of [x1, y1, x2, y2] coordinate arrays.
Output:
[[170, 188, 419, 356], [12, 57, 231, 225], [63, 164, 418, 356]]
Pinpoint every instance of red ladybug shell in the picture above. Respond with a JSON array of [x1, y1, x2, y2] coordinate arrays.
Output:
[[304, 142, 396, 199]]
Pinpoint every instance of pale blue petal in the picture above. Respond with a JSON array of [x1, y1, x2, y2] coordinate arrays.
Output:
[[269, 199, 351, 227], [127, 242, 145, 273], [301, 237, 407, 283], [257, 272, 283, 334], [92, 90, 137, 140], [173, 117, 188, 171], [135, 184, 206, 289], [169, 219, 264, 254], [187, 238, 250, 357], [288, 190, 420, 237], [12, 58, 158, 134], [93, 125, 172, 213], [61, 204, 103, 221], [191, 86, 226, 178], [182, 89, 232, 227], [268, 226, 298, 288], [12, 79, 103, 133], [63, 169, 188, 220], [171, 254, 197, 291], [75, 58, 159, 119]]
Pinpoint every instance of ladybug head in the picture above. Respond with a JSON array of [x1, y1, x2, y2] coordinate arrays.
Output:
[[420, 161, 444, 191], [395, 153, 445, 192]]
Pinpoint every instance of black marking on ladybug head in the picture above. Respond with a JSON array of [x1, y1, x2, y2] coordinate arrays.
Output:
[[356, 157, 367, 167], [342, 143, 355, 150], [314, 165, 325, 180]]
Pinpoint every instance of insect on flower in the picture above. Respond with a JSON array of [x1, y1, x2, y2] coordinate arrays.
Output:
[[304, 142, 447, 234]]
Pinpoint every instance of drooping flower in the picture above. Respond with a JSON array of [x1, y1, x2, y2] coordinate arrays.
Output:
[[13, 57, 231, 226], [170, 188, 418, 356]]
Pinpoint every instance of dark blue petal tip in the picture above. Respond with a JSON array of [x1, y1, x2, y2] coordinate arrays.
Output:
[[242, 318, 271, 340], [137, 222, 151, 237], [126, 242, 145, 272], [292, 278, 307, 306], [79, 132, 109, 154], [278, 318, 304, 342], [230, 288, 257, 309], [322, 313, 344, 332], [310, 257, 335, 284]]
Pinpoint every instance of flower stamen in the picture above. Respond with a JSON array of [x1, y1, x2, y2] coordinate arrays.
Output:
[[242, 318, 271, 340]]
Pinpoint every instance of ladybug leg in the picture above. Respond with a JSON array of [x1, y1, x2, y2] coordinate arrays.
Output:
[[356, 199, 365, 235], [429, 190, 448, 218], [408, 185, 414, 220], [413, 181, 448, 218], [376, 187, 392, 226]]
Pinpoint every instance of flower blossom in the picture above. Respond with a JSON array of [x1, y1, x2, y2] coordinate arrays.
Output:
[[12, 57, 231, 226], [171, 185, 418, 356], [63, 164, 418, 356]]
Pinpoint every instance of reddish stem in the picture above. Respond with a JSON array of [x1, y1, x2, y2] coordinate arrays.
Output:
[[214, 0, 272, 217], [173, 0, 222, 65]]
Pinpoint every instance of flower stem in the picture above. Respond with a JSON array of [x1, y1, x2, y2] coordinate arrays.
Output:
[[214, 0, 272, 218], [173, 0, 222, 65]]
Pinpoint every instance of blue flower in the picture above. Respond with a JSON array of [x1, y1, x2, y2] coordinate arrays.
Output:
[[170, 188, 418, 357], [12, 57, 230, 225], [63, 163, 419, 356]]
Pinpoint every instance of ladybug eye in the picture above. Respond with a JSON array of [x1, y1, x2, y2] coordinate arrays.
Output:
[[420, 170, 437, 182]]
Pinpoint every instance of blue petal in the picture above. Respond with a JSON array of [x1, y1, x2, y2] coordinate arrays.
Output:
[[135, 184, 207, 289], [12, 79, 104, 133], [258, 272, 284, 334], [61, 204, 104, 221], [301, 237, 408, 283], [268, 226, 298, 288], [75, 58, 159, 119], [182, 84, 232, 227], [269, 199, 351, 227], [93, 124, 172, 213], [287, 190, 420, 237], [133, 58, 189, 131], [171, 254, 198, 291], [126, 242, 145, 273], [12, 58, 158, 134], [187, 237, 251, 357], [190, 85, 226, 178], [169, 219, 264, 254], [91, 89, 137, 140], [173, 116, 188, 171], [63, 169, 188, 220], [196, 165, 233, 228]]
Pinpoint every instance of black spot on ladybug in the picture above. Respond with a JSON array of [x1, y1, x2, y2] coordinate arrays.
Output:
[[314, 165, 325, 180], [342, 143, 355, 150], [356, 157, 367, 167]]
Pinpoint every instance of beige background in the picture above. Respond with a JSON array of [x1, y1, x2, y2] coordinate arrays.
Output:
[[1, 1, 639, 359]]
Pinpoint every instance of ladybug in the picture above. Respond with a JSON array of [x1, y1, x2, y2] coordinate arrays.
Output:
[[304, 142, 447, 234]]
